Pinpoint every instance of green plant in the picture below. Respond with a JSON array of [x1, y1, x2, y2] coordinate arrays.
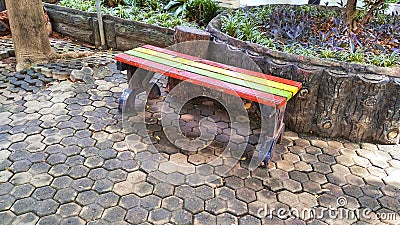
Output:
[[185, 0, 221, 26], [59, 0, 195, 28], [221, 13, 239, 37], [164, 0, 188, 17], [220, 5, 400, 67]]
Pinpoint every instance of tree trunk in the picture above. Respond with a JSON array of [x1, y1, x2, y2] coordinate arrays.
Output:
[[166, 26, 211, 92], [5, 0, 55, 71], [346, 0, 357, 31]]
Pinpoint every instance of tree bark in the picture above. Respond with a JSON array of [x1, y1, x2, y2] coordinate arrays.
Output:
[[346, 0, 357, 31], [5, 0, 56, 71]]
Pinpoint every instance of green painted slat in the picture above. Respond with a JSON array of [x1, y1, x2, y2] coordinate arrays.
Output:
[[126, 50, 293, 100]]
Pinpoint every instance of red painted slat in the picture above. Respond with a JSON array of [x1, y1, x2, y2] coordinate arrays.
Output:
[[142, 45, 302, 90], [115, 53, 287, 108]]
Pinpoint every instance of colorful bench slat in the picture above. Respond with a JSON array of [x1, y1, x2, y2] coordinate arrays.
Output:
[[125, 49, 294, 100], [130, 47, 300, 97], [115, 53, 287, 108], [142, 45, 302, 90]]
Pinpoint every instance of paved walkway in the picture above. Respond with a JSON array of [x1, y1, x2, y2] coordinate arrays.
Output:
[[0, 38, 399, 225]]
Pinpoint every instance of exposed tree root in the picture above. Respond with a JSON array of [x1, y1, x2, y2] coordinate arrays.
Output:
[[16, 51, 95, 71], [56, 51, 94, 60]]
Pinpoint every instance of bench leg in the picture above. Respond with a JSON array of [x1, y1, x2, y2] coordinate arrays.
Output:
[[118, 66, 163, 113], [255, 104, 286, 168]]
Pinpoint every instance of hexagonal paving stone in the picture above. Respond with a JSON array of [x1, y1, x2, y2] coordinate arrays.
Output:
[[344, 174, 365, 186], [120, 194, 140, 210], [175, 185, 196, 199], [97, 192, 120, 208], [12, 212, 39, 225], [358, 195, 380, 211], [0, 194, 16, 210], [11, 197, 37, 215], [216, 213, 238, 225], [277, 190, 300, 206], [236, 187, 257, 203], [76, 190, 99, 206], [34, 199, 59, 216], [282, 179, 302, 193], [263, 177, 284, 192], [162, 196, 184, 212], [126, 207, 148, 224], [60, 217, 85, 225], [378, 196, 399, 211], [224, 176, 244, 189], [205, 197, 228, 215], [239, 215, 261, 225], [194, 211, 216, 225], [72, 178, 94, 192], [195, 185, 214, 200], [226, 199, 247, 216], [37, 214, 62, 225], [342, 184, 364, 198], [102, 206, 126, 223], [67, 165, 89, 179], [32, 186, 56, 200], [243, 177, 263, 191], [11, 184, 35, 199], [153, 182, 175, 198], [54, 188, 77, 204], [184, 197, 204, 214], [57, 202, 82, 217], [170, 209, 192, 225], [140, 195, 161, 211], [148, 208, 171, 225], [0, 211, 16, 225], [10, 172, 32, 185], [79, 204, 104, 221]]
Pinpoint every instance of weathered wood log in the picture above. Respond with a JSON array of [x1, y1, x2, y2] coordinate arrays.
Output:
[[207, 11, 400, 144], [44, 4, 175, 49], [167, 26, 211, 92]]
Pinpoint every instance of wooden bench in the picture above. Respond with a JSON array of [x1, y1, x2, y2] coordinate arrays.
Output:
[[115, 45, 302, 166]]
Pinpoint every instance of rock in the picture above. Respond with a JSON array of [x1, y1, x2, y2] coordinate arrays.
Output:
[[70, 67, 94, 83], [70, 70, 83, 82], [81, 67, 93, 76], [82, 75, 95, 84]]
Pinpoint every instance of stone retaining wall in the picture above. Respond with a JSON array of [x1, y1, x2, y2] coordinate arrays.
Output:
[[44, 3, 174, 50], [207, 13, 400, 145]]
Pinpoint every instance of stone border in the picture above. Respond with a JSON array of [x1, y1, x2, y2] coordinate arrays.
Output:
[[207, 11, 400, 144], [44, 3, 175, 50]]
